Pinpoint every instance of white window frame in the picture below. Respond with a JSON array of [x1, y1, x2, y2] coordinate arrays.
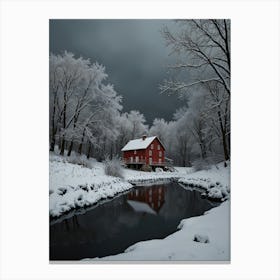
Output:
[[157, 145, 160, 150], [149, 150, 152, 156], [159, 151, 162, 157], [151, 144, 154, 149], [134, 150, 136, 154]]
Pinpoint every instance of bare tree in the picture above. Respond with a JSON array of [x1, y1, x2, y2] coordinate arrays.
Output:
[[161, 19, 230, 96], [160, 19, 230, 165]]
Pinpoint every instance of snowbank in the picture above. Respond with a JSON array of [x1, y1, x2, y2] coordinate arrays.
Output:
[[124, 166, 193, 185], [85, 201, 230, 261], [49, 155, 132, 217], [178, 162, 230, 201], [50, 153, 230, 218]]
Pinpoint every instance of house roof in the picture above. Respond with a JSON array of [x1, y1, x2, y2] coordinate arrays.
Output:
[[127, 200, 157, 215], [121, 136, 165, 152]]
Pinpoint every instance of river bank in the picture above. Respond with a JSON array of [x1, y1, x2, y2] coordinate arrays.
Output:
[[49, 153, 230, 218]]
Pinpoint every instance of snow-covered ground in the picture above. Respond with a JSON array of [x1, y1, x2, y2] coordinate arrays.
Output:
[[49, 154, 131, 217], [50, 153, 230, 218], [88, 201, 230, 261], [50, 152, 230, 261], [178, 162, 230, 201]]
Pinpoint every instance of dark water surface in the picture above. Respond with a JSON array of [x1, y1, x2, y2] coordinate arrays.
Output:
[[50, 182, 218, 260]]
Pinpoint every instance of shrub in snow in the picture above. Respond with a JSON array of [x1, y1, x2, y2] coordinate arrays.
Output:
[[164, 166, 175, 172], [57, 187, 68, 196], [220, 187, 229, 198], [193, 234, 209, 243], [191, 158, 211, 171], [66, 154, 95, 169], [155, 167, 163, 172], [208, 188, 223, 200], [104, 156, 124, 178], [140, 164, 152, 172]]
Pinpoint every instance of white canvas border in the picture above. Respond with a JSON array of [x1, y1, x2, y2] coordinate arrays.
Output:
[[0, 0, 280, 279]]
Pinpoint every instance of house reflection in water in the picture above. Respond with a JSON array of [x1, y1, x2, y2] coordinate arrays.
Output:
[[127, 185, 165, 215]]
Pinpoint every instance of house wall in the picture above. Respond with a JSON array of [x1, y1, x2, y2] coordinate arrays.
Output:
[[145, 138, 165, 165], [123, 149, 146, 163]]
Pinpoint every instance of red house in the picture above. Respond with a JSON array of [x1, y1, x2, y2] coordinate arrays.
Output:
[[121, 135, 165, 169]]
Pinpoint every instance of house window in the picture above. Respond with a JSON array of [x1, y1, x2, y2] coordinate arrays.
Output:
[[159, 158, 162, 164], [134, 150, 136, 154], [159, 151, 162, 157], [151, 144, 154, 149], [157, 145, 160, 150], [149, 150, 152, 156]]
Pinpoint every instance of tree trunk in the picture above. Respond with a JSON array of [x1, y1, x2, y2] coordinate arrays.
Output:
[[217, 110, 229, 166], [50, 91, 58, 152], [60, 90, 67, 155], [60, 136, 65, 156], [78, 128, 86, 155], [50, 139, 55, 152], [86, 142, 92, 159], [67, 140, 73, 157]]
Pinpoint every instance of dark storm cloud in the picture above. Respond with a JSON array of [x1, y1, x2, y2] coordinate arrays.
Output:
[[49, 19, 182, 125]]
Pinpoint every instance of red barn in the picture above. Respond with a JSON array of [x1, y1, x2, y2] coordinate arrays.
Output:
[[121, 135, 165, 170]]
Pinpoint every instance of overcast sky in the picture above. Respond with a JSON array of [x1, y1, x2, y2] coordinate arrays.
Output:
[[49, 19, 183, 125]]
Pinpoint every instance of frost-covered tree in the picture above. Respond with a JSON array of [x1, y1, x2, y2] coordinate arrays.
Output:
[[114, 112, 134, 155], [149, 118, 169, 144], [127, 110, 148, 139], [49, 51, 123, 159], [160, 20, 230, 166]]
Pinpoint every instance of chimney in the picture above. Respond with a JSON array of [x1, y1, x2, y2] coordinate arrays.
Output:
[[142, 135, 147, 141]]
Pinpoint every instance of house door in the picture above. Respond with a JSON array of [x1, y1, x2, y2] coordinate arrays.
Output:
[[149, 157, 152, 165], [135, 156, 139, 163]]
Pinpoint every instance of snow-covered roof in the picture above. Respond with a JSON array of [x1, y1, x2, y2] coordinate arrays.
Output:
[[127, 200, 157, 215], [121, 136, 157, 152]]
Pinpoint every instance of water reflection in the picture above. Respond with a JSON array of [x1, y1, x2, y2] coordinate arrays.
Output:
[[50, 182, 218, 260], [127, 185, 165, 215]]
